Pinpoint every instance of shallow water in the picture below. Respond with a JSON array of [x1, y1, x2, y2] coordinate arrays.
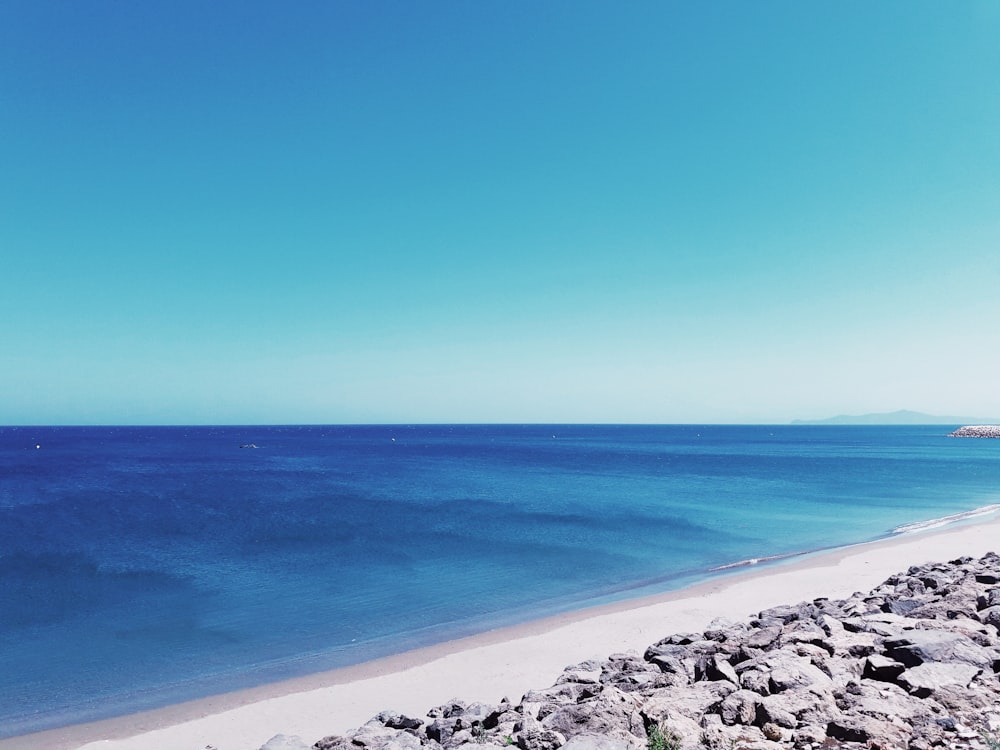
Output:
[[1, 424, 998, 736]]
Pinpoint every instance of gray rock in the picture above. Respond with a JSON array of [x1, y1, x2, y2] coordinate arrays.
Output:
[[258, 735, 310, 750], [754, 697, 796, 729], [883, 629, 994, 669], [896, 662, 982, 697], [862, 654, 906, 682], [375, 711, 424, 731], [559, 733, 638, 750], [717, 689, 760, 726], [541, 686, 644, 740], [745, 625, 782, 650], [979, 605, 1000, 629], [517, 729, 566, 750], [697, 654, 738, 685]]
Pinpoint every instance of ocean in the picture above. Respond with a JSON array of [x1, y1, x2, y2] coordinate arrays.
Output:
[[1, 424, 998, 737]]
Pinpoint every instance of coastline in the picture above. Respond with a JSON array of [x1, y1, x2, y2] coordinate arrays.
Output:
[[5, 511, 1000, 750]]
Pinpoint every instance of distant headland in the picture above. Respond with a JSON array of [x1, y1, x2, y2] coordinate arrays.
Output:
[[792, 409, 1000, 426]]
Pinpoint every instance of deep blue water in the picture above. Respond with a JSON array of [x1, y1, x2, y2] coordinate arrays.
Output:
[[1, 424, 999, 737]]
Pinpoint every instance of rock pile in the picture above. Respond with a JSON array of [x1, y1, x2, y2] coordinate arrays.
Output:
[[949, 426, 1000, 438], [268, 553, 1000, 750]]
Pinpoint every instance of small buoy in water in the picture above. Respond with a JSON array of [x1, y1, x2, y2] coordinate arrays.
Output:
[[35, 444, 40, 449]]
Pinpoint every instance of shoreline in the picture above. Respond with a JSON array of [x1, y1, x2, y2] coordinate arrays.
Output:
[[6, 513, 1000, 750]]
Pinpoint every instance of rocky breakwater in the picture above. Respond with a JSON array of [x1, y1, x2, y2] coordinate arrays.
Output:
[[949, 426, 1000, 438], [264, 553, 1000, 750]]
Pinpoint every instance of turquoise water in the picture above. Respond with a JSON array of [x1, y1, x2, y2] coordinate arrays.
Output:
[[1, 424, 998, 736]]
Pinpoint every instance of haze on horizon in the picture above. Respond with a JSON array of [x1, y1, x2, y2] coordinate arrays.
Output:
[[2, 2, 999, 426]]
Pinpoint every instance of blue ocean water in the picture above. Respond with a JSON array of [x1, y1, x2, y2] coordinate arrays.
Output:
[[1, 424, 999, 737]]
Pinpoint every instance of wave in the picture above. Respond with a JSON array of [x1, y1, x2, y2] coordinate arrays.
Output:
[[892, 504, 1000, 535], [709, 550, 808, 572]]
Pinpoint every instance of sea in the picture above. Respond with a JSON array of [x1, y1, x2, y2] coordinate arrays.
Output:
[[1, 424, 999, 738]]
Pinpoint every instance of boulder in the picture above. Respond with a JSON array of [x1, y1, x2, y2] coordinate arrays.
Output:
[[896, 662, 982, 698], [258, 736, 310, 750], [883, 629, 994, 669]]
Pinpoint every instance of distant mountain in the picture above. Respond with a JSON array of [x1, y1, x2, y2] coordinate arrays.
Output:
[[791, 410, 999, 426]]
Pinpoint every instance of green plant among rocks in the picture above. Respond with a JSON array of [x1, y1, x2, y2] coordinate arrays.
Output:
[[980, 727, 1000, 750], [647, 724, 682, 750]]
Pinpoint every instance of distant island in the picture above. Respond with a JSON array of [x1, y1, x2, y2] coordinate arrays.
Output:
[[792, 409, 1000, 426]]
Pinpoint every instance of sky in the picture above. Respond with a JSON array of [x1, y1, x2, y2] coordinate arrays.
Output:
[[2, 1, 999, 425]]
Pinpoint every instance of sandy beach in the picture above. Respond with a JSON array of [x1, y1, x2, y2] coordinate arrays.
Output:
[[6, 515, 1000, 750]]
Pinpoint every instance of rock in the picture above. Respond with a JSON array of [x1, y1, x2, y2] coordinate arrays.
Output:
[[979, 605, 1000, 629], [639, 682, 732, 723], [559, 733, 638, 750], [313, 737, 350, 750], [517, 729, 566, 750], [762, 652, 833, 693], [896, 662, 982, 697], [745, 625, 782, 649], [375, 711, 424, 731], [760, 722, 782, 741], [697, 654, 738, 685], [754, 697, 796, 729], [717, 690, 760, 726], [259, 736, 310, 750], [826, 716, 872, 743], [883, 629, 994, 669], [862, 654, 906, 682], [541, 686, 644, 740]]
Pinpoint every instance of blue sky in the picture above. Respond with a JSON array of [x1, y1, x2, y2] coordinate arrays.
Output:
[[2, 1, 999, 424]]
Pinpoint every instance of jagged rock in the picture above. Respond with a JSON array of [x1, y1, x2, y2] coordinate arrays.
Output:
[[862, 654, 906, 682], [745, 625, 783, 650], [558, 733, 638, 750], [259, 736, 310, 750], [717, 689, 761, 726], [541, 686, 644, 740], [757, 603, 810, 626], [826, 716, 872, 743], [896, 662, 982, 697], [761, 651, 833, 693], [375, 711, 424, 731], [517, 729, 565, 750], [351, 727, 423, 750], [739, 668, 771, 695], [696, 653, 738, 685], [978, 589, 1000, 610], [883, 629, 994, 669], [760, 722, 782, 741], [639, 681, 733, 723], [979, 605, 1000, 629], [754, 697, 796, 729]]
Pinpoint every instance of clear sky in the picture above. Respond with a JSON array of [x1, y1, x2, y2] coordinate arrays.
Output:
[[2, 1, 999, 425]]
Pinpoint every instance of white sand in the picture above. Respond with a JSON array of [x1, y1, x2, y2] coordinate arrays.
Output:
[[5, 516, 999, 750]]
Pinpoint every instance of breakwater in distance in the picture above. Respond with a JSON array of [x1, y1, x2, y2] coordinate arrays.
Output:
[[949, 425, 1000, 438], [2, 424, 1000, 737]]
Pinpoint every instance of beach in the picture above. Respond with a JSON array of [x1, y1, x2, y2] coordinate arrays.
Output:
[[5, 514, 999, 750]]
